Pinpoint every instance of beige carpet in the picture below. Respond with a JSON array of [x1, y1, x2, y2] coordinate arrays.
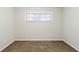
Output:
[[2, 41, 77, 52]]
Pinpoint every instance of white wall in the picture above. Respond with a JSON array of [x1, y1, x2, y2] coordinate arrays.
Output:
[[15, 7, 63, 39], [0, 7, 15, 51], [64, 7, 79, 50], [0, 7, 79, 51]]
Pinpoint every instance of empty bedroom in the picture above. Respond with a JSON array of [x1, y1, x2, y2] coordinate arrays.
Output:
[[0, 7, 79, 52]]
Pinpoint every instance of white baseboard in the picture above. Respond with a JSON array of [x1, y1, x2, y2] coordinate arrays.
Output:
[[63, 40, 79, 52], [1, 39, 79, 52], [0, 40, 14, 52], [15, 39, 64, 41]]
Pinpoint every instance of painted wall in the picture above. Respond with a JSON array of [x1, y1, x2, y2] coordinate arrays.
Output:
[[64, 7, 79, 50], [15, 7, 63, 39], [0, 7, 15, 51]]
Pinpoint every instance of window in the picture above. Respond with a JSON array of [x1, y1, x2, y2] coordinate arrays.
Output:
[[25, 12, 52, 22]]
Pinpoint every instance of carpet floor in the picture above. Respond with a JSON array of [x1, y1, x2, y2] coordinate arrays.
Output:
[[2, 41, 77, 52]]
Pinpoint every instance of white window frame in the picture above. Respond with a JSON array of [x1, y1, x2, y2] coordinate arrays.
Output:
[[25, 12, 52, 22]]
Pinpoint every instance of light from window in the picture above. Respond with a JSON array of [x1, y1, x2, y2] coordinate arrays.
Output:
[[25, 12, 52, 22]]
